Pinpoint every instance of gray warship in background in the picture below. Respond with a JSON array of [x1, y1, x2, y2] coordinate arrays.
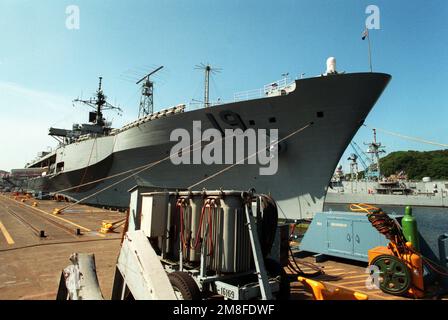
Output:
[[22, 58, 391, 220], [327, 129, 448, 208]]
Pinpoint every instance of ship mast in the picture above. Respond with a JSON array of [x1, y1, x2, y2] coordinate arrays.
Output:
[[347, 153, 359, 181], [195, 63, 221, 108], [136, 66, 164, 118], [204, 65, 211, 108], [365, 128, 386, 179], [73, 77, 122, 128], [95, 77, 106, 126]]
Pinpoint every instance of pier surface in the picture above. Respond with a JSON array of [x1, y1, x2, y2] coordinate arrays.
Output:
[[0, 193, 123, 299], [287, 252, 407, 300], [0, 193, 414, 300]]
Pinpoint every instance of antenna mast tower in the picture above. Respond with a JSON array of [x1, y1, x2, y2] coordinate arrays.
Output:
[[195, 63, 221, 108], [137, 66, 164, 118]]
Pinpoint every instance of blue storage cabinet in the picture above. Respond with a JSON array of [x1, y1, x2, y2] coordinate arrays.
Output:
[[299, 211, 397, 262]]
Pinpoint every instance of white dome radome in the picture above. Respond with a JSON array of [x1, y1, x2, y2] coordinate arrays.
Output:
[[326, 57, 337, 74]]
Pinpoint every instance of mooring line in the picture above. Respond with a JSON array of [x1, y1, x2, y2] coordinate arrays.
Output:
[[56, 121, 313, 213], [52, 131, 207, 194], [0, 194, 91, 233], [364, 124, 448, 148], [188, 122, 313, 189], [55, 124, 247, 212]]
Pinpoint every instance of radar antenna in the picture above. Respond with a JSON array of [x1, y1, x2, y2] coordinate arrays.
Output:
[[73, 77, 123, 127], [195, 63, 221, 108], [136, 66, 164, 118], [364, 128, 386, 178], [347, 153, 359, 181]]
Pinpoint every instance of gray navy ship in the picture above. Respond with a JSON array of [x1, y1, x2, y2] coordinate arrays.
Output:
[[326, 129, 448, 208], [23, 58, 391, 220]]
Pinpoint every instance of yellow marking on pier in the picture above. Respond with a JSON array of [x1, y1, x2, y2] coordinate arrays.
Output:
[[30, 206, 91, 232], [0, 220, 15, 245], [0, 194, 92, 233]]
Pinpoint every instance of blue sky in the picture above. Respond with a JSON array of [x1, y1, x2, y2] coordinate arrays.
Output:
[[0, 0, 447, 171]]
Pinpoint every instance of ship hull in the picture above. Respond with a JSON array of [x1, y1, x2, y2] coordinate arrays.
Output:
[[26, 73, 391, 219]]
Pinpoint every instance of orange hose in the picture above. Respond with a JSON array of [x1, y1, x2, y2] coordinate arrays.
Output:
[[349, 203, 381, 214]]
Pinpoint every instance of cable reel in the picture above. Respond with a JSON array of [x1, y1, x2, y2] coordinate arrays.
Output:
[[354, 203, 426, 298], [371, 254, 412, 296]]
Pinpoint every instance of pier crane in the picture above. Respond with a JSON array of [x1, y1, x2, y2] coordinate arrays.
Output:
[[349, 141, 374, 180]]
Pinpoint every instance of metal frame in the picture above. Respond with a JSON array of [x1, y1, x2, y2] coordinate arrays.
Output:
[[160, 201, 277, 300], [87, 190, 281, 300]]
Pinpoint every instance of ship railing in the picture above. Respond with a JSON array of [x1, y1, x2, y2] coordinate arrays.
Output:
[[233, 88, 265, 102], [77, 134, 91, 142], [188, 100, 226, 110], [233, 77, 295, 102], [117, 104, 186, 134], [187, 77, 296, 108]]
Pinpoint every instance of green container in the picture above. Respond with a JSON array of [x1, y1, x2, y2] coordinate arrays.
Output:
[[402, 206, 420, 252]]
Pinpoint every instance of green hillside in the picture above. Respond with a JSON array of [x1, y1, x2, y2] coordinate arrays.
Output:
[[380, 150, 448, 180]]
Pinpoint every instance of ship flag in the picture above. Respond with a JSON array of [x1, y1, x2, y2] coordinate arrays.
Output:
[[362, 27, 373, 72], [362, 28, 369, 40]]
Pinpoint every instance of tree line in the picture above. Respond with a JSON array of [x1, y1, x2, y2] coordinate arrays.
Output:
[[379, 150, 448, 180]]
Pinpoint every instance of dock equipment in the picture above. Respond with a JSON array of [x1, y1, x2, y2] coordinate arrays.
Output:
[[100, 218, 127, 234], [57, 189, 289, 300], [298, 276, 369, 300], [401, 206, 420, 251], [358, 204, 425, 298], [368, 244, 424, 297], [299, 211, 392, 262]]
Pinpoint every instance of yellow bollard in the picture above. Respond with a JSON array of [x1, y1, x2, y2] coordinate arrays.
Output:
[[100, 222, 113, 234], [53, 208, 61, 215], [32, 202, 38, 207]]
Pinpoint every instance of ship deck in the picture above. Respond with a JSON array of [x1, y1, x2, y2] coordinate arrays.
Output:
[[0, 193, 411, 300]]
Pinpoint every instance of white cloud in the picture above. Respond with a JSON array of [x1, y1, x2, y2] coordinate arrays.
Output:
[[0, 82, 86, 171]]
